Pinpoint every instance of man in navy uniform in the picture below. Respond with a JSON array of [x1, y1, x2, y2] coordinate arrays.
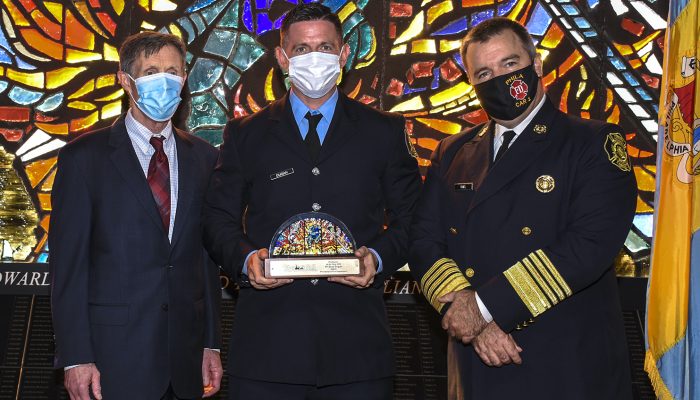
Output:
[[409, 17, 637, 399], [203, 3, 421, 399]]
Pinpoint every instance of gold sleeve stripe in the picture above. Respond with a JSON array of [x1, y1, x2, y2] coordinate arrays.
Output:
[[422, 259, 458, 299], [521, 257, 557, 304], [430, 275, 470, 312], [421, 258, 454, 291], [420, 258, 471, 312], [535, 249, 572, 296], [503, 261, 551, 317], [527, 252, 565, 301], [424, 264, 466, 304]]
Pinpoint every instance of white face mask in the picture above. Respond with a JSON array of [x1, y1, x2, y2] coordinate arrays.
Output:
[[284, 50, 341, 98]]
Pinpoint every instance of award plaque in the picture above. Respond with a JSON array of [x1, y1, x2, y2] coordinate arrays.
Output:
[[264, 212, 361, 278]]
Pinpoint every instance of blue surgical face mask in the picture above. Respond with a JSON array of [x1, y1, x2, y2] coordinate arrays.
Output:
[[127, 72, 184, 122]]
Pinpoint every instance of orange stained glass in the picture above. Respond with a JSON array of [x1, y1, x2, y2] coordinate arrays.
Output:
[[0, 107, 30, 122], [542, 70, 557, 87], [411, 39, 436, 53], [103, 43, 119, 61], [607, 105, 620, 124], [18, 29, 63, 59], [73, 2, 109, 38], [41, 169, 56, 191], [25, 157, 57, 187], [31, 10, 61, 40], [44, 2, 63, 22], [69, 111, 99, 132], [580, 111, 590, 119], [19, 0, 36, 12], [427, 0, 453, 24], [69, 79, 95, 99], [66, 48, 102, 63], [89, 0, 101, 8], [111, 0, 125, 15], [636, 196, 653, 213], [633, 166, 655, 192], [605, 89, 614, 111], [347, 79, 362, 99], [47, 67, 87, 89], [394, 11, 424, 45], [415, 118, 462, 134], [95, 89, 124, 101], [68, 101, 97, 110], [582, 91, 595, 110], [66, 10, 95, 50], [246, 94, 262, 113], [629, 58, 643, 69], [627, 143, 654, 158], [614, 42, 634, 56], [34, 122, 68, 135], [5, 0, 31, 26], [96, 12, 116, 36], [6, 68, 44, 88], [39, 214, 50, 232], [416, 137, 439, 151], [38, 192, 51, 211], [462, 0, 493, 6], [541, 23, 564, 49], [429, 81, 470, 107], [337, 2, 357, 22], [417, 157, 430, 167], [558, 50, 583, 77], [559, 81, 570, 113], [100, 100, 121, 119], [34, 232, 48, 254], [96, 74, 115, 88]]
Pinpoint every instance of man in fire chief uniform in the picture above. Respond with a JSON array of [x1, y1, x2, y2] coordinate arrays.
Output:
[[409, 18, 637, 399]]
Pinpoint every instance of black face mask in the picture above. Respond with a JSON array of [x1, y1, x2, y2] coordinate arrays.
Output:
[[473, 64, 539, 121]]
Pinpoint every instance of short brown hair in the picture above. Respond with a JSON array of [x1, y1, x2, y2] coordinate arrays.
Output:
[[460, 18, 537, 75], [119, 31, 186, 75]]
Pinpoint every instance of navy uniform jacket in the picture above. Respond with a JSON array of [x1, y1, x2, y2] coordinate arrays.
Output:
[[49, 117, 221, 399], [204, 92, 421, 386], [409, 100, 637, 399]]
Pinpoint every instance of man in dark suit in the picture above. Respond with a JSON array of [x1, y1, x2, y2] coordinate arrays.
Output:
[[203, 3, 421, 399], [409, 18, 637, 399], [50, 32, 223, 400]]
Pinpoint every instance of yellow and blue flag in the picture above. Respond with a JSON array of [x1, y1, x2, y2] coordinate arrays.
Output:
[[645, 0, 699, 398]]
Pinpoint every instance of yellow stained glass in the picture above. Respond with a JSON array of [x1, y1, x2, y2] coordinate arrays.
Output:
[[633, 166, 656, 192], [605, 89, 614, 111], [44, 2, 63, 23], [111, 0, 125, 15], [576, 82, 586, 99], [607, 105, 620, 124], [356, 55, 375, 69], [427, 0, 453, 24], [25, 157, 57, 188], [421, 0, 432, 6], [439, 39, 461, 53], [541, 23, 564, 49], [614, 42, 634, 56], [390, 44, 407, 55], [429, 81, 470, 107], [65, 10, 96, 50], [6, 68, 44, 88], [104, 43, 119, 61], [443, 104, 467, 115], [69, 79, 95, 99], [38, 193, 51, 211], [337, 2, 357, 22], [365, 27, 377, 59], [34, 122, 68, 135], [640, 52, 650, 62], [96, 74, 115, 89], [538, 49, 550, 62], [141, 21, 156, 30], [153, 0, 177, 11], [462, 0, 494, 5], [101, 100, 122, 119], [390, 96, 424, 113], [41, 169, 56, 191], [4, 0, 30, 27], [68, 101, 97, 111], [506, 0, 526, 19], [15, 43, 51, 62], [66, 48, 102, 63], [411, 39, 436, 54], [19, 29, 63, 59], [632, 31, 660, 52], [636, 196, 653, 213], [47, 67, 87, 89], [582, 91, 595, 110], [138, 0, 150, 11], [168, 23, 182, 38], [70, 111, 99, 132], [580, 64, 588, 80], [558, 50, 582, 77], [74, 2, 108, 38], [394, 11, 424, 45], [96, 89, 124, 101], [264, 69, 276, 102], [415, 118, 462, 134]]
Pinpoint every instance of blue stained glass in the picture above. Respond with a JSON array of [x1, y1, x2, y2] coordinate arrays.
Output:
[[201, 0, 232, 23], [218, 0, 239, 28], [574, 17, 591, 28], [610, 57, 626, 70], [470, 10, 494, 28], [0, 26, 15, 55], [357, 23, 372, 59], [8, 86, 42, 105], [177, 17, 197, 43], [229, 33, 265, 71], [243, 0, 253, 32], [587, 0, 600, 8], [431, 67, 440, 90], [273, 14, 285, 30], [0, 81, 7, 93], [562, 5, 579, 15], [606, 47, 614, 57], [403, 85, 426, 95], [453, 53, 465, 71], [0, 48, 11, 63], [623, 72, 640, 86], [16, 58, 36, 70], [255, 0, 268, 9], [342, 13, 363, 37], [357, 0, 369, 9], [224, 66, 241, 87], [433, 17, 468, 36], [653, 104, 659, 114], [37, 253, 48, 263], [213, 82, 228, 107], [636, 87, 652, 101], [188, 58, 224, 93], [322, 0, 346, 13], [584, 30, 597, 37], [497, 0, 517, 16], [194, 128, 224, 146], [204, 29, 238, 59], [633, 214, 653, 238], [256, 13, 273, 35], [190, 13, 208, 34], [186, 0, 216, 13], [345, 29, 358, 72], [36, 92, 63, 112], [187, 93, 228, 129], [525, 3, 551, 35]]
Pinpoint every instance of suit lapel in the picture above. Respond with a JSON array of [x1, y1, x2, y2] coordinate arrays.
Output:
[[170, 129, 195, 249], [467, 100, 558, 215], [316, 94, 357, 164], [268, 94, 313, 163], [108, 117, 167, 236]]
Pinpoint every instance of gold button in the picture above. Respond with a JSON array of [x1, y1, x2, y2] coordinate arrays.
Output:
[[465, 268, 475, 278], [449, 227, 458, 235], [521, 226, 532, 235], [515, 324, 522, 331], [522, 320, 529, 327], [528, 318, 535, 324]]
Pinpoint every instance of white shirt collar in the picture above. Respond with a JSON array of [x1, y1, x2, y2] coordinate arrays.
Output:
[[125, 109, 174, 153], [494, 95, 548, 140]]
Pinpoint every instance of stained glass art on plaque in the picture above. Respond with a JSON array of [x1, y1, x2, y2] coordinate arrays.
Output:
[[265, 212, 361, 278]]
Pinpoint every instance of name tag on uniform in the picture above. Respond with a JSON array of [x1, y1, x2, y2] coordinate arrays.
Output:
[[454, 182, 473, 191], [270, 168, 294, 181]]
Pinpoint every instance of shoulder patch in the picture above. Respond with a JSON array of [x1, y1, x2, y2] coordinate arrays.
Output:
[[405, 126, 419, 158], [604, 132, 631, 172]]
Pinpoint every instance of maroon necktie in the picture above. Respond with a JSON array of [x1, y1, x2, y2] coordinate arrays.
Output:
[[147, 136, 170, 232]]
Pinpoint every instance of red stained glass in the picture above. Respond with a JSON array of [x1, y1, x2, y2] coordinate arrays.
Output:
[[96, 12, 116, 36], [411, 61, 434, 78], [459, 109, 488, 125], [0, 107, 30, 122], [35, 113, 58, 122], [89, 0, 101, 7], [389, 2, 412, 17], [0, 128, 23, 142], [406, 69, 414, 85], [404, 119, 413, 135], [389, 22, 396, 39], [641, 73, 659, 89], [621, 18, 645, 37], [371, 74, 379, 90], [439, 59, 462, 82], [19, 0, 36, 12], [387, 78, 404, 96], [358, 95, 376, 105]]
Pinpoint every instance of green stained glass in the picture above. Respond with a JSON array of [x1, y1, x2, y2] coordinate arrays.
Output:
[[224, 66, 240, 87], [186, 52, 194, 64], [177, 17, 197, 43], [213, 82, 227, 107], [201, 0, 231, 24], [358, 23, 372, 59], [188, 93, 227, 129], [342, 13, 363, 36], [230, 33, 264, 71], [357, 0, 369, 9], [190, 13, 207, 34], [36, 92, 64, 112], [345, 30, 358, 71], [194, 128, 223, 146], [188, 58, 224, 93], [204, 29, 237, 59], [0, 81, 7, 93], [624, 230, 650, 253], [8, 86, 43, 105], [218, 0, 239, 28]]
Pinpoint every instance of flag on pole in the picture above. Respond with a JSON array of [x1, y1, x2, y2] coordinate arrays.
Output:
[[645, 0, 699, 399]]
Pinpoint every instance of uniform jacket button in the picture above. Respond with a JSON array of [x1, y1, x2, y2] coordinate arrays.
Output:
[[521, 226, 532, 236], [465, 268, 475, 278], [312, 203, 321, 211], [312, 167, 320, 176], [449, 227, 458, 235]]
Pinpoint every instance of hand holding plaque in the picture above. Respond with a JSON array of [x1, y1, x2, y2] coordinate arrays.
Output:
[[264, 212, 362, 278]]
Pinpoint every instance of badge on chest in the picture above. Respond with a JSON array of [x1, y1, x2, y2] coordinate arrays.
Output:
[[454, 182, 474, 191]]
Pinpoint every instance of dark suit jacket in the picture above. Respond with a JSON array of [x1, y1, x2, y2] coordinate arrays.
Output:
[[204, 93, 421, 386], [49, 116, 221, 399], [409, 100, 637, 399]]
